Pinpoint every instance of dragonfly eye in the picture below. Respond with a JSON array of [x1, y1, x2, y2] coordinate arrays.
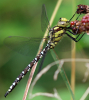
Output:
[[59, 18, 69, 22], [59, 18, 62, 21]]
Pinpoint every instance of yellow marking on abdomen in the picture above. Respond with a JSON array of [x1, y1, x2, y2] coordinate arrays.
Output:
[[54, 30, 64, 41]]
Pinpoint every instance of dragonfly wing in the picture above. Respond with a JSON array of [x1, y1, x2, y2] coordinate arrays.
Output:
[[4, 36, 47, 57], [41, 4, 51, 32]]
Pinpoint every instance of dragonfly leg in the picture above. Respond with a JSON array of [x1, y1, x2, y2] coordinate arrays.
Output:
[[69, 11, 77, 22], [69, 12, 81, 22], [76, 14, 81, 20], [67, 29, 78, 35], [67, 23, 81, 35], [65, 32, 85, 42]]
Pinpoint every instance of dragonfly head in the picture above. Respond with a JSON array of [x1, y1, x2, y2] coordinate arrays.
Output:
[[57, 18, 70, 27]]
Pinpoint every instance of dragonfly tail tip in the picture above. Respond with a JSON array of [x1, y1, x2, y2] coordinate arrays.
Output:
[[4, 91, 9, 97]]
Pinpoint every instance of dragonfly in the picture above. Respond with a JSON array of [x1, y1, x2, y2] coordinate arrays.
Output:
[[4, 4, 83, 97]]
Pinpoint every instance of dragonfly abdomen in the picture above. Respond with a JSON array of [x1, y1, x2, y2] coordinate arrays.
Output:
[[4, 45, 50, 97]]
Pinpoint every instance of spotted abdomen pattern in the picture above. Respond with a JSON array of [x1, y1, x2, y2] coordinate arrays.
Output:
[[4, 45, 50, 97]]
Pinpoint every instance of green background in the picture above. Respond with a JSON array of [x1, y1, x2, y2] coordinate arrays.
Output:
[[0, 0, 89, 100]]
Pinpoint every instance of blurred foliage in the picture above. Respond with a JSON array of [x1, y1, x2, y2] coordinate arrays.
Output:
[[0, 0, 89, 100]]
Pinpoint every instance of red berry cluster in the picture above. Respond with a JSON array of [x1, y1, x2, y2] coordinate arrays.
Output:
[[82, 14, 89, 32], [81, 15, 89, 23], [70, 14, 89, 34]]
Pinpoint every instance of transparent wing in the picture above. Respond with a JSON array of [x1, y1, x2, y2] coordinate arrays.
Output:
[[41, 4, 51, 32], [4, 36, 47, 57]]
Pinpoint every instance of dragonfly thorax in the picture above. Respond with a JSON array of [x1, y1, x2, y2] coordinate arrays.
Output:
[[48, 26, 64, 49], [57, 18, 70, 27]]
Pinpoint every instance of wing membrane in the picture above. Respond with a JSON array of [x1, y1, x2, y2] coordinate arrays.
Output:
[[4, 36, 47, 56], [41, 4, 51, 32]]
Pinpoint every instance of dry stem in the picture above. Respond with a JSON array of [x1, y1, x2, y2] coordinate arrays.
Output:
[[29, 58, 89, 99]]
